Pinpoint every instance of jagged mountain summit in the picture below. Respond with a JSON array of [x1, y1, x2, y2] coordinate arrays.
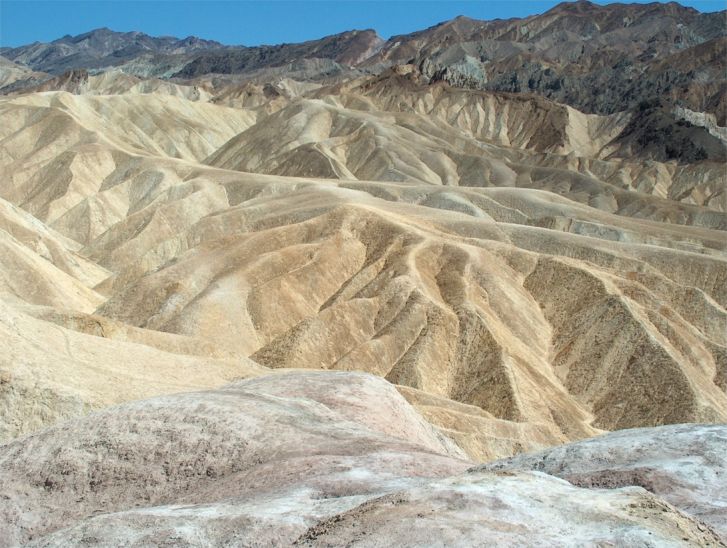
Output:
[[3, 0, 724, 121], [367, 1, 726, 124], [1, 26, 384, 82], [0, 0, 725, 545], [1, 27, 222, 74]]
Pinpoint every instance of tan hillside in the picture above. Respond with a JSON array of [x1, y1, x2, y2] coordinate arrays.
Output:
[[206, 72, 726, 215], [1, 86, 725, 455]]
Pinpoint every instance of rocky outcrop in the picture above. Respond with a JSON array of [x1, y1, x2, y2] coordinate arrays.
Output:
[[365, 2, 726, 124], [476, 423, 727, 540], [0, 373, 724, 546]]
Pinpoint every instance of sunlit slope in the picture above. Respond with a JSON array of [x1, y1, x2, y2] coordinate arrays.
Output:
[[0, 86, 724, 458], [205, 76, 726, 216]]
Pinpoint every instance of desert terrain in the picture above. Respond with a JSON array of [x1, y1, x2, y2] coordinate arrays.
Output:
[[0, 1, 725, 545]]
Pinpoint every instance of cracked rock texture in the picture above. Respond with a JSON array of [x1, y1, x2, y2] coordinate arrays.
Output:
[[476, 423, 727, 540]]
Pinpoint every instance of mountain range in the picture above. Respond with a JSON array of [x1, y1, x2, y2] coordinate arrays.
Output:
[[2, 1, 724, 117]]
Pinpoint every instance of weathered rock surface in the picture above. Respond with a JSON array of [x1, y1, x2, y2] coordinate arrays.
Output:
[[0, 373, 724, 547], [0, 372, 467, 545], [476, 423, 727, 540]]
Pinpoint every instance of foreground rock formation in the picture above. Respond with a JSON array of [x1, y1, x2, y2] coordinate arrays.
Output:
[[477, 423, 727, 539], [1, 372, 724, 546]]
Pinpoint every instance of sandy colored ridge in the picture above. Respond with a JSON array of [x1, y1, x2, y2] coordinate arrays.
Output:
[[0, 77, 725, 454]]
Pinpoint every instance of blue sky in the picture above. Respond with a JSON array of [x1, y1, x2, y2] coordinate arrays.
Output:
[[1, 0, 724, 48]]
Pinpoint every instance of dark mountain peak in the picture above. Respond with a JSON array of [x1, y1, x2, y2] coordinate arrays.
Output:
[[451, 15, 477, 23], [4, 0, 723, 106], [81, 26, 114, 35], [6, 27, 229, 74], [52, 27, 144, 47], [545, 0, 700, 17], [67, 27, 116, 42], [359, 0, 725, 126], [174, 27, 383, 78], [545, 0, 600, 15], [643, 1, 699, 12], [178, 35, 208, 44], [314, 28, 383, 47], [437, 15, 482, 30], [174, 35, 223, 49]]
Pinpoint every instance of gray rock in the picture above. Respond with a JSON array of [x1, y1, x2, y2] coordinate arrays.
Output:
[[475, 423, 727, 540]]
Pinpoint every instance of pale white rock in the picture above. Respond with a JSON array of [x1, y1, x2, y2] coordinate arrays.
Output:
[[477, 423, 727, 540]]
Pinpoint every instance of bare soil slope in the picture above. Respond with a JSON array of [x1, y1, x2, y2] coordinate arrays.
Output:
[[0, 81, 725, 456]]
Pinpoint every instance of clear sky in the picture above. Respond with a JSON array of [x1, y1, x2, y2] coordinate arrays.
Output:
[[1, 0, 724, 48]]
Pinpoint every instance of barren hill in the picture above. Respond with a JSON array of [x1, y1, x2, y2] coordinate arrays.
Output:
[[1, 81, 724, 451]]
